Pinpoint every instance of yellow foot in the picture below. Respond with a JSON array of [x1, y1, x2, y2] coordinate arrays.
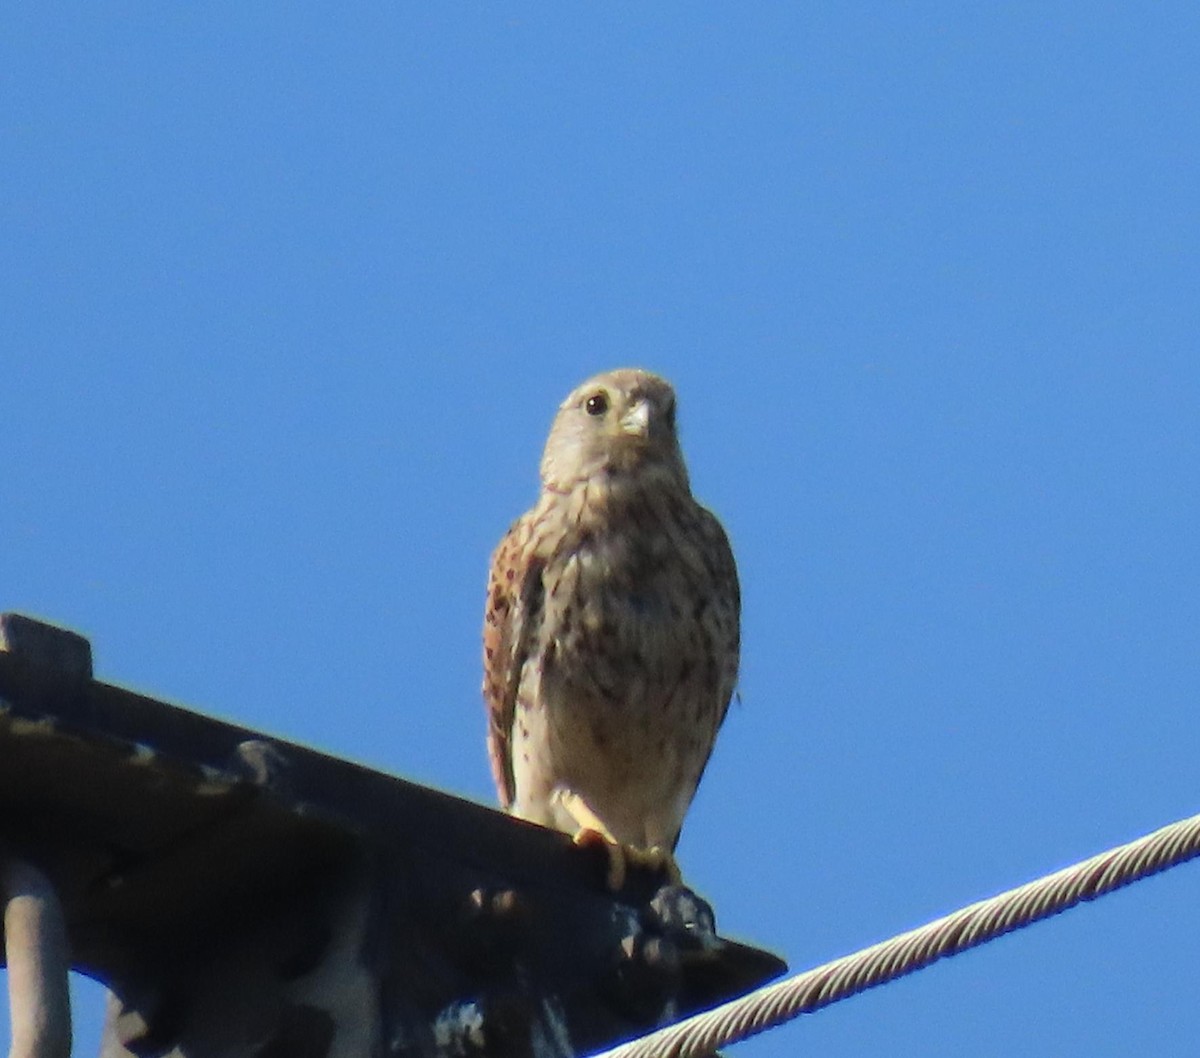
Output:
[[626, 844, 682, 886], [552, 790, 682, 890]]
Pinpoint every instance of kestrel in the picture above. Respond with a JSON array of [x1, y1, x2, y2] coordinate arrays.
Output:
[[482, 369, 740, 888]]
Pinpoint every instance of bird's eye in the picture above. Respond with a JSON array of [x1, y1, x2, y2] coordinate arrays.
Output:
[[585, 392, 609, 416]]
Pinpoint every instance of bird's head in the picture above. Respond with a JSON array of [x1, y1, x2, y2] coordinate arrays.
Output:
[[540, 369, 689, 493]]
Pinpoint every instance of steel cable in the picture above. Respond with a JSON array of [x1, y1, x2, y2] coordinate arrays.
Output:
[[592, 810, 1200, 1058]]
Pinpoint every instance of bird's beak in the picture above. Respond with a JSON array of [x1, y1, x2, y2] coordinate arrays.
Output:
[[621, 400, 651, 438]]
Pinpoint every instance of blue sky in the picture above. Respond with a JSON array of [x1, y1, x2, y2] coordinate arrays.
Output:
[[4, 4, 1200, 1055]]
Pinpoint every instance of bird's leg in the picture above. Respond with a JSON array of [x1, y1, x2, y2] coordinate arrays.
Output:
[[552, 790, 682, 891], [552, 789, 627, 889]]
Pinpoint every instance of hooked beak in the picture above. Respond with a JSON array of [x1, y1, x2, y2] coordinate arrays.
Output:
[[620, 399, 651, 437]]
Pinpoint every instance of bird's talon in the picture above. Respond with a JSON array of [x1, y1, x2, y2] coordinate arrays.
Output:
[[626, 845, 683, 884]]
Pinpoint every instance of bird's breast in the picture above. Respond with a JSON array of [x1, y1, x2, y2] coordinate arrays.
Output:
[[536, 516, 706, 713]]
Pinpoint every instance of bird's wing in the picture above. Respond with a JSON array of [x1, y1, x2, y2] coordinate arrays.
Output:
[[670, 503, 742, 852], [700, 506, 741, 730], [482, 513, 544, 809]]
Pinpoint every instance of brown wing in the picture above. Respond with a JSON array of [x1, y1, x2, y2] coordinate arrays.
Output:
[[481, 514, 543, 808], [673, 503, 740, 848], [700, 505, 741, 732]]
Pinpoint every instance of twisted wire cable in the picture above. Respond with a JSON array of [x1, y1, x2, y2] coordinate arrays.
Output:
[[592, 810, 1200, 1058]]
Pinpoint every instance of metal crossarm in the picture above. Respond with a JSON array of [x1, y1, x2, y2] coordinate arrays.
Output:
[[0, 613, 784, 1058]]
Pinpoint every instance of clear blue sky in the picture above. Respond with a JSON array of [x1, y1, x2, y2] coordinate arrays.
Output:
[[4, 5, 1200, 1056]]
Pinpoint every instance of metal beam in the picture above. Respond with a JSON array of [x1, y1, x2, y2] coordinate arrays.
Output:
[[0, 613, 783, 1058]]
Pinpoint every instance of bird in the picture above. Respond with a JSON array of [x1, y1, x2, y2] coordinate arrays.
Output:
[[482, 368, 740, 889]]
